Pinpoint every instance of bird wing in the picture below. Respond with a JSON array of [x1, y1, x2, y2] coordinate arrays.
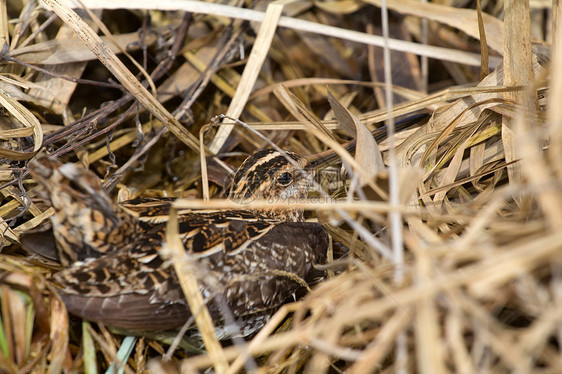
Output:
[[176, 211, 277, 256], [53, 219, 329, 331], [119, 197, 177, 223]]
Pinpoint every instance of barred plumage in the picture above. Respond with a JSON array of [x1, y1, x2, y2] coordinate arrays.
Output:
[[23, 149, 329, 336]]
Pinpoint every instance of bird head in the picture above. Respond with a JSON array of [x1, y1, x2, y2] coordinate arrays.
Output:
[[228, 149, 312, 221]]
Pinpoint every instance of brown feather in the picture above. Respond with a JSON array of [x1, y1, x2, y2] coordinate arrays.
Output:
[[53, 220, 328, 331], [30, 149, 330, 335]]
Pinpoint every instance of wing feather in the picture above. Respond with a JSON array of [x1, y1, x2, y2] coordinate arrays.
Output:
[[54, 220, 328, 332]]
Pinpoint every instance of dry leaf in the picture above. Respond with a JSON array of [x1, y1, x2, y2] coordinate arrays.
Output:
[[327, 89, 385, 184]]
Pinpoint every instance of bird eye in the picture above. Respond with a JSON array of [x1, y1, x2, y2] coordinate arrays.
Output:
[[277, 172, 293, 186]]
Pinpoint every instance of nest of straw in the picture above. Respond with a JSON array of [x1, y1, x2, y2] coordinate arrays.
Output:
[[0, 0, 559, 373]]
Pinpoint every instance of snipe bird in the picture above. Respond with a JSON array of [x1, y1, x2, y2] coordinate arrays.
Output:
[[25, 149, 329, 335]]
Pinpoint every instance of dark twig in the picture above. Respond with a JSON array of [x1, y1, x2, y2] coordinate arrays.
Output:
[[0, 44, 124, 90]]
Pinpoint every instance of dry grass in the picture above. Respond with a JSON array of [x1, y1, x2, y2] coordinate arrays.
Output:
[[0, 0, 559, 373]]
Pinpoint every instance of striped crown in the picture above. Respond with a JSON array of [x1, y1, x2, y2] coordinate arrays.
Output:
[[228, 149, 312, 220]]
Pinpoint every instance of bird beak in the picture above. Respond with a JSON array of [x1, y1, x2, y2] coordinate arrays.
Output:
[[305, 113, 428, 169]]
